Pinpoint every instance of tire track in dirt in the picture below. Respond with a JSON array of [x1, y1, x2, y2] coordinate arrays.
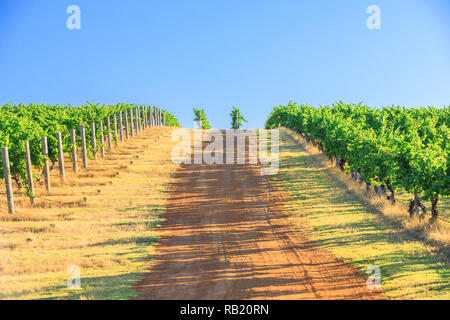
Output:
[[133, 131, 384, 300]]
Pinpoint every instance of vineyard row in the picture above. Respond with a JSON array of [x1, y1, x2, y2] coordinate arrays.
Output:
[[0, 104, 172, 214], [265, 102, 449, 221]]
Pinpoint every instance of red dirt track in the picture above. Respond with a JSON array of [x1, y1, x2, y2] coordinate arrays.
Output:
[[134, 132, 383, 300]]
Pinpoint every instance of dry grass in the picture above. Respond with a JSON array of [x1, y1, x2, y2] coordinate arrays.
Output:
[[272, 128, 449, 299], [284, 128, 450, 252], [337, 178, 450, 250], [0, 127, 179, 299]]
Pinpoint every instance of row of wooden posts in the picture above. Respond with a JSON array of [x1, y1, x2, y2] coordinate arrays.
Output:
[[1, 106, 166, 214]]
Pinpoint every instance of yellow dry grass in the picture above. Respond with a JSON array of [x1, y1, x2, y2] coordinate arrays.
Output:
[[0, 127, 179, 299], [273, 128, 449, 299], [284, 128, 450, 250]]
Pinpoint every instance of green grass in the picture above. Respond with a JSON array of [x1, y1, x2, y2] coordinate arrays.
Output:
[[272, 129, 449, 300]]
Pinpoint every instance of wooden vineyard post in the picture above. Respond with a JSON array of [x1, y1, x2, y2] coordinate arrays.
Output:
[[135, 107, 139, 133], [152, 106, 155, 127], [414, 193, 420, 217], [1, 147, 14, 214], [149, 106, 153, 128], [107, 116, 112, 149], [124, 111, 129, 139], [113, 114, 118, 145], [150, 106, 153, 127], [143, 106, 149, 129], [158, 108, 161, 126], [70, 129, 78, 173], [156, 107, 159, 127], [24, 141, 36, 205], [119, 111, 125, 142], [145, 106, 148, 128], [135, 108, 139, 135], [41, 137, 51, 193], [136, 107, 142, 132], [129, 109, 134, 137], [140, 107, 143, 131], [142, 106, 145, 129], [141, 106, 147, 130], [162, 113, 165, 127], [136, 108, 139, 133], [149, 106, 152, 127], [90, 122, 97, 159], [56, 132, 66, 183], [99, 121, 105, 158], [133, 108, 137, 134], [142, 106, 146, 129], [80, 125, 88, 169]]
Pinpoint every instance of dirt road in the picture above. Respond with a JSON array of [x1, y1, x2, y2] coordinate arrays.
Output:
[[134, 132, 383, 300]]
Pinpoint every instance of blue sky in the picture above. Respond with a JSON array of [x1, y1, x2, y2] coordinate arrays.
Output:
[[0, 0, 449, 129]]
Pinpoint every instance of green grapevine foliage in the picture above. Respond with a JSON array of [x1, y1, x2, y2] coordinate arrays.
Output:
[[265, 102, 449, 218], [230, 106, 247, 130], [193, 108, 211, 129], [0, 103, 180, 195]]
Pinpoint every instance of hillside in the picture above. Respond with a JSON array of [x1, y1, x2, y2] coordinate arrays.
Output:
[[0, 127, 179, 299]]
